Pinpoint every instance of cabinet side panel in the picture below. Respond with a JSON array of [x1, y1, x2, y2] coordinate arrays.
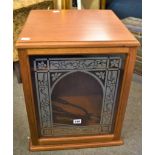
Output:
[[114, 47, 137, 139], [18, 49, 39, 145]]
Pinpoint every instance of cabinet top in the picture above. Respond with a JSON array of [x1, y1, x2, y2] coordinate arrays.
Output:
[[16, 10, 139, 48]]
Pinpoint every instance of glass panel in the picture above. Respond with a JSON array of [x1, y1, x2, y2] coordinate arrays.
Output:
[[52, 71, 103, 126], [30, 54, 126, 137]]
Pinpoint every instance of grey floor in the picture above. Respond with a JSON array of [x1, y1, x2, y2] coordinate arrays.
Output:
[[13, 72, 142, 155]]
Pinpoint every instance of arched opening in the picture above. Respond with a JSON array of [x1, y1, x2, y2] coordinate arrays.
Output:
[[51, 71, 103, 126]]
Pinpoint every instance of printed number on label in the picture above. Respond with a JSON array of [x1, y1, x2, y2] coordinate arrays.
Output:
[[73, 119, 82, 124]]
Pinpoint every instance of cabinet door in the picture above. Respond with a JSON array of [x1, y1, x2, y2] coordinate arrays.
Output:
[[29, 54, 126, 137]]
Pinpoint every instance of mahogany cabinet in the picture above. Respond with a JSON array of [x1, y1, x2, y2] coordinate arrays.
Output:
[[16, 10, 139, 151]]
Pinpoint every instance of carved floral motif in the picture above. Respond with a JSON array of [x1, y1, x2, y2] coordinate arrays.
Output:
[[109, 59, 120, 68], [37, 61, 47, 70], [95, 72, 105, 80], [51, 73, 62, 81]]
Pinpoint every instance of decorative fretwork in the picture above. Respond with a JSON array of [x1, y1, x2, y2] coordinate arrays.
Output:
[[35, 73, 51, 128], [107, 70, 118, 85], [31, 55, 124, 136], [49, 58, 108, 70], [105, 85, 116, 102]]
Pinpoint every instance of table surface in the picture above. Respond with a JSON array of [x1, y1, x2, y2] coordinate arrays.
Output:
[[16, 10, 139, 48]]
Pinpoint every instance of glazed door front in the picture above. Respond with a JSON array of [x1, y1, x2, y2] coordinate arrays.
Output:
[[30, 54, 125, 137]]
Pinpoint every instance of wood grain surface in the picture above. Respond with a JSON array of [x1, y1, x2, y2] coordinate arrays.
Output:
[[16, 10, 139, 48]]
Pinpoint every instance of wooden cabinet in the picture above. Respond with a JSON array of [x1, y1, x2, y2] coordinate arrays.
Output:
[[16, 10, 139, 151]]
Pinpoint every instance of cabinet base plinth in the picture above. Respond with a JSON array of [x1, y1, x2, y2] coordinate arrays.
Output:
[[29, 139, 124, 151]]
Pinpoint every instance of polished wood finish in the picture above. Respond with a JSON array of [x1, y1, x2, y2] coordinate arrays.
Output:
[[39, 134, 114, 145], [18, 49, 39, 145], [27, 47, 129, 55], [16, 41, 139, 49], [17, 10, 139, 151], [29, 139, 123, 151], [114, 47, 137, 139], [16, 10, 139, 48]]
